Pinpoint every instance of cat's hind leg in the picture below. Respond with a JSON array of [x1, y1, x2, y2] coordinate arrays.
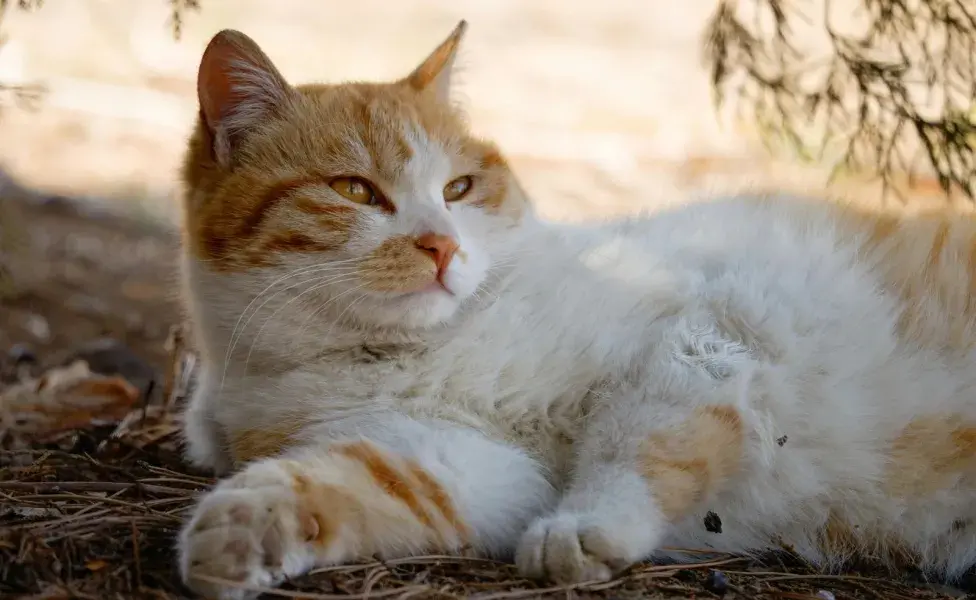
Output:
[[178, 415, 554, 600], [517, 379, 748, 583]]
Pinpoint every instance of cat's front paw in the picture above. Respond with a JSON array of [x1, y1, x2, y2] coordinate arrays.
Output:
[[178, 461, 318, 600], [515, 513, 642, 584]]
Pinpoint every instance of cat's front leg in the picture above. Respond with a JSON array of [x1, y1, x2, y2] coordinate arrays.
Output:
[[179, 417, 554, 600], [181, 371, 235, 476], [517, 383, 747, 583]]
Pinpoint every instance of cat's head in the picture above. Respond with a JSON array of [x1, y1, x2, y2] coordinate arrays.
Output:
[[181, 22, 528, 345]]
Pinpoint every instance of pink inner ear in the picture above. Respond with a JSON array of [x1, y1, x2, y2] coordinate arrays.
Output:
[[197, 32, 255, 132], [197, 43, 239, 131], [196, 30, 289, 135], [194, 30, 291, 165]]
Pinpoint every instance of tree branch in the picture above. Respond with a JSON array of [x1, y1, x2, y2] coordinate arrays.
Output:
[[704, 0, 976, 201]]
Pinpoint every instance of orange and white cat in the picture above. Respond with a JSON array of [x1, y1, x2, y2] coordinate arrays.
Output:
[[177, 22, 976, 600]]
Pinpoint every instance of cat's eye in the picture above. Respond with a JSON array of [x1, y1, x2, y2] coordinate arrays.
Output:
[[330, 177, 384, 207], [443, 176, 473, 202]]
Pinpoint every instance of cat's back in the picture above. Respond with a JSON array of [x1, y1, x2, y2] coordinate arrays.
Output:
[[562, 193, 976, 433], [478, 192, 976, 373], [605, 193, 976, 354]]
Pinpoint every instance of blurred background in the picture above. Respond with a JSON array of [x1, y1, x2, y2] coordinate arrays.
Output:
[[3, 0, 956, 228]]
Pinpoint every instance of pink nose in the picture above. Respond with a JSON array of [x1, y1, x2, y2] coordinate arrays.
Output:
[[415, 233, 459, 282]]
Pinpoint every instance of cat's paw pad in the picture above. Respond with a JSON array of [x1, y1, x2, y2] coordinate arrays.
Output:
[[515, 513, 630, 584], [178, 463, 316, 600]]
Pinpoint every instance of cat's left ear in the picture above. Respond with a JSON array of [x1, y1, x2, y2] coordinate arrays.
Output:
[[403, 20, 467, 102], [197, 29, 294, 168]]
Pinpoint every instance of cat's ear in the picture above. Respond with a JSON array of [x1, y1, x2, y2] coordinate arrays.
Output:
[[196, 29, 293, 167], [403, 20, 467, 102]]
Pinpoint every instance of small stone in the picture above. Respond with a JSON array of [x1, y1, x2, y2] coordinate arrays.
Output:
[[704, 510, 723, 533], [65, 294, 111, 317], [24, 314, 50, 342], [123, 311, 145, 333], [815, 591, 836, 600], [776, 435, 788, 446], [7, 343, 37, 365], [705, 569, 728, 595]]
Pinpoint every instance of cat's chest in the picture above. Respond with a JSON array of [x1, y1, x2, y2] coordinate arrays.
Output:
[[314, 334, 596, 430], [311, 343, 424, 399]]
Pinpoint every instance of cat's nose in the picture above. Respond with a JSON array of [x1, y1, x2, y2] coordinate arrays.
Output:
[[415, 233, 459, 281]]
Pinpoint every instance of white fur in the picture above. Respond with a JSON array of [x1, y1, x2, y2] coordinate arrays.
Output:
[[178, 173, 976, 597]]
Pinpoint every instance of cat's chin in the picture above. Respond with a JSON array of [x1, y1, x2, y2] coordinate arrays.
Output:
[[364, 285, 463, 330]]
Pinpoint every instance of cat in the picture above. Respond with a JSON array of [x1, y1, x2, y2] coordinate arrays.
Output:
[[176, 21, 976, 600]]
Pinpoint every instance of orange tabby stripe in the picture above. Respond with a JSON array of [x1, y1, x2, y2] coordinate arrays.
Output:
[[407, 461, 469, 538], [240, 176, 324, 239], [337, 442, 437, 530], [261, 231, 337, 255], [336, 441, 465, 540]]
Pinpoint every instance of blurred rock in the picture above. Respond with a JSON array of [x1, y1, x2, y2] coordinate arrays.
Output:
[[55, 338, 157, 398], [8, 343, 37, 365], [705, 570, 728, 596], [3, 343, 39, 384], [65, 294, 111, 317], [24, 313, 51, 342]]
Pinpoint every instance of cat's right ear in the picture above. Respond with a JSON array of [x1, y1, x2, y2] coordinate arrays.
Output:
[[196, 29, 293, 168]]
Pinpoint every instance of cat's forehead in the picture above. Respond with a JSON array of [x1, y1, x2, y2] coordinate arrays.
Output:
[[292, 83, 469, 182]]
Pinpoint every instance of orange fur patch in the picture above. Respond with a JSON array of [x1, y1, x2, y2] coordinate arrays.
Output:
[[357, 235, 438, 293], [336, 442, 434, 529], [885, 415, 976, 498], [336, 441, 467, 541], [639, 405, 745, 519], [283, 461, 357, 548], [261, 231, 337, 255], [407, 461, 468, 537], [816, 511, 858, 559], [469, 141, 515, 212], [815, 511, 916, 567], [185, 173, 357, 270], [833, 204, 976, 353], [229, 420, 306, 464]]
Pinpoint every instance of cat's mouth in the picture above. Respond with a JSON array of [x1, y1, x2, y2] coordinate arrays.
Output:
[[373, 279, 456, 304], [402, 281, 456, 298]]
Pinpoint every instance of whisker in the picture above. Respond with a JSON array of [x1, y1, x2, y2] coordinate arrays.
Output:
[[241, 275, 366, 374], [219, 267, 363, 392], [331, 291, 372, 331], [225, 258, 364, 356], [225, 264, 360, 363], [307, 282, 374, 344]]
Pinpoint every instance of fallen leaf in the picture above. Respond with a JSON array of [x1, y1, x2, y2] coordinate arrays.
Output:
[[0, 359, 141, 447], [85, 559, 109, 572]]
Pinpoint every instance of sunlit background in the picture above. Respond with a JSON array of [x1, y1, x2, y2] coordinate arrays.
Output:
[[3, 0, 953, 231]]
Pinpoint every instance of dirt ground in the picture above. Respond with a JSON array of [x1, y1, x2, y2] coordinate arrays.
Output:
[[1, 188, 974, 600]]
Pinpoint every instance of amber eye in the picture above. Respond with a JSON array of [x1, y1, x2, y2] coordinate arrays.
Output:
[[443, 176, 473, 202], [330, 177, 382, 206]]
